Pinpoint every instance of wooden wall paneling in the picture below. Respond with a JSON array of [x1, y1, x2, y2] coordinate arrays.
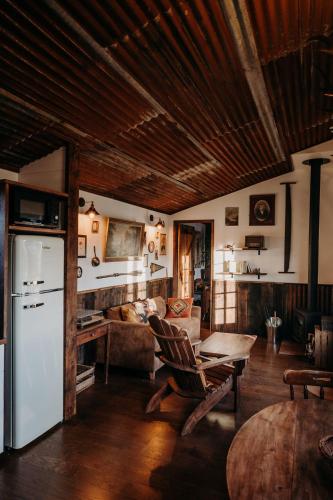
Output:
[[212, 281, 333, 338], [64, 145, 79, 420], [0, 183, 9, 341], [77, 278, 172, 311]]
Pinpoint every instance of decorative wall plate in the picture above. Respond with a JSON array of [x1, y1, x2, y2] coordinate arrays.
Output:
[[148, 241, 155, 253]]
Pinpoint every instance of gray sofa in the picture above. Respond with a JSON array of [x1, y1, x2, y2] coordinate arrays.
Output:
[[104, 296, 201, 379]]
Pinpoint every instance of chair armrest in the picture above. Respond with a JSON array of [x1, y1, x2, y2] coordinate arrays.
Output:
[[191, 305, 201, 319], [195, 352, 250, 371]]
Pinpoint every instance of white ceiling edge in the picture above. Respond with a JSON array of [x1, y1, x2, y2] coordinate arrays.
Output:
[[291, 139, 333, 170]]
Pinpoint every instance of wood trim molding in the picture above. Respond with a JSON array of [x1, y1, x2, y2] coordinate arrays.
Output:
[[64, 144, 79, 420]]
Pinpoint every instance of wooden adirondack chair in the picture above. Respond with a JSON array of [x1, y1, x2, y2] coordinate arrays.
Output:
[[147, 315, 248, 436], [283, 369, 333, 400]]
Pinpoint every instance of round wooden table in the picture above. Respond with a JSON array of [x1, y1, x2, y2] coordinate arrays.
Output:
[[227, 400, 333, 499]]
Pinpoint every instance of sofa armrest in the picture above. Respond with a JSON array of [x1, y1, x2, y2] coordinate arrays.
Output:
[[191, 305, 201, 320]]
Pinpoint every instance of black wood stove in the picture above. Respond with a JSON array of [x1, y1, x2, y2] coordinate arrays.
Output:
[[293, 157, 330, 343]]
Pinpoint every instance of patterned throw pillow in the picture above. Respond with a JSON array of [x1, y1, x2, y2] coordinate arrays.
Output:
[[165, 297, 193, 319]]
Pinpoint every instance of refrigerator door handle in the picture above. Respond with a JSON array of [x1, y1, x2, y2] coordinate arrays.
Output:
[[23, 280, 45, 286], [23, 302, 44, 310]]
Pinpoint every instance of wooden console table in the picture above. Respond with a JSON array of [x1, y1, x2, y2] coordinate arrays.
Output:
[[76, 319, 112, 384]]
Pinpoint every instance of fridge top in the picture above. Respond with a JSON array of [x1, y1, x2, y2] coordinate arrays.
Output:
[[11, 235, 64, 295]]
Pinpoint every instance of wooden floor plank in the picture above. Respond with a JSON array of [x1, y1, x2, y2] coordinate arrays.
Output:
[[0, 338, 310, 499]]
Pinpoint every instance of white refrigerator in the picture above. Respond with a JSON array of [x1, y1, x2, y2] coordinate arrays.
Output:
[[6, 235, 64, 449]]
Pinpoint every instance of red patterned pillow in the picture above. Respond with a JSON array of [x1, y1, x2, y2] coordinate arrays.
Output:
[[165, 297, 193, 319]]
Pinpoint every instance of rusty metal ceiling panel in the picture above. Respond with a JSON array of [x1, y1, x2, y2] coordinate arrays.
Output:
[[0, 1, 332, 212]]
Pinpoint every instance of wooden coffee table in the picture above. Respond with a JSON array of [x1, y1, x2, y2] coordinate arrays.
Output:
[[227, 400, 333, 499], [200, 332, 257, 410]]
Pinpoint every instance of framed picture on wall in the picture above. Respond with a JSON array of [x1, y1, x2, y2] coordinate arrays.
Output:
[[225, 207, 239, 226], [143, 254, 148, 267], [104, 218, 145, 262], [78, 235, 87, 258], [249, 194, 275, 226], [160, 233, 167, 255], [91, 220, 99, 233]]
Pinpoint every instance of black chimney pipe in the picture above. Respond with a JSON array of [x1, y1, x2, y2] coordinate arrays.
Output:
[[303, 157, 330, 311]]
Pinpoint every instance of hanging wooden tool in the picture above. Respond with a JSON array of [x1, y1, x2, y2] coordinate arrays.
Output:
[[279, 182, 296, 273], [96, 270, 144, 279]]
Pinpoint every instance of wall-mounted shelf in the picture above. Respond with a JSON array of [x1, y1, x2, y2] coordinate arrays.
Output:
[[218, 271, 268, 280], [217, 247, 267, 255], [9, 225, 66, 236]]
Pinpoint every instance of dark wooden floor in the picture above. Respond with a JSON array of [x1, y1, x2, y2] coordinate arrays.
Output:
[[0, 338, 310, 500]]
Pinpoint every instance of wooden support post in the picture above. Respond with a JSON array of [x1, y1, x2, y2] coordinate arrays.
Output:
[[64, 144, 79, 420], [0, 182, 9, 341]]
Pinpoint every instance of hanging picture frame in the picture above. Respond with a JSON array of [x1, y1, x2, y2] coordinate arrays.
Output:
[[78, 235, 87, 258], [91, 220, 99, 233], [148, 241, 155, 253], [143, 254, 148, 267], [104, 218, 145, 262], [160, 233, 167, 255], [249, 194, 275, 226]]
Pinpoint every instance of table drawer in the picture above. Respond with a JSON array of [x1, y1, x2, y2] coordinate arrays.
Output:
[[76, 325, 109, 346]]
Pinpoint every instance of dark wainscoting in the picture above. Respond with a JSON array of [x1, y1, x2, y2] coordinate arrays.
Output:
[[77, 277, 173, 311], [212, 280, 333, 338]]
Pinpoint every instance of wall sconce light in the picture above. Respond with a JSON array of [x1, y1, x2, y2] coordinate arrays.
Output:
[[155, 218, 165, 230], [79, 197, 100, 219]]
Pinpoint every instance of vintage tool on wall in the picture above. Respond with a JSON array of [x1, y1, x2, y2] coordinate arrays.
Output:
[[96, 270, 144, 279], [91, 246, 100, 267], [278, 181, 296, 274]]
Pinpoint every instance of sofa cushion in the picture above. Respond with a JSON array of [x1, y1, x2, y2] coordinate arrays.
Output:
[[106, 306, 122, 321], [168, 316, 200, 341], [153, 296, 167, 318], [120, 305, 141, 323], [165, 297, 193, 319]]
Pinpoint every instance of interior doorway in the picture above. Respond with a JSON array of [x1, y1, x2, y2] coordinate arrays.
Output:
[[173, 220, 214, 331]]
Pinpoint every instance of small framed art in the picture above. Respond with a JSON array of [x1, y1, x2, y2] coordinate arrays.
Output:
[[91, 220, 99, 233], [78, 235, 87, 258], [249, 194, 275, 226]]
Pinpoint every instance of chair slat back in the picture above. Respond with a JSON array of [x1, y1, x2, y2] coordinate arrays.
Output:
[[149, 315, 207, 394], [283, 369, 333, 400]]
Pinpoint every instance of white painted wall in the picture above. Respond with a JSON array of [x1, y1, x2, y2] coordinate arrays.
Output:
[[19, 148, 65, 191], [0, 169, 18, 182], [171, 140, 333, 285], [78, 190, 172, 292]]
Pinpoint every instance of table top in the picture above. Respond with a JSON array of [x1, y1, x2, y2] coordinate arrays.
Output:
[[76, 318, 112, 335], [200, 331, 257, 358], [227, 400, 333, 500]]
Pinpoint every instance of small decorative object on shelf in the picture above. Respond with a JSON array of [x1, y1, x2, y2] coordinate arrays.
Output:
[[244, 235, 265, 249]]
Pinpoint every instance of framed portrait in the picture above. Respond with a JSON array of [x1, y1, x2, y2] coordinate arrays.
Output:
[[160, 233, 167, 255], [91, 220, 99, 233], [225, 207, 239, 226], [143, 254, 148, 267], [148, 240, 155, 253], [78, 235, 87, 258], [104, 218, 145, 262], [249, 194, 275, 226]]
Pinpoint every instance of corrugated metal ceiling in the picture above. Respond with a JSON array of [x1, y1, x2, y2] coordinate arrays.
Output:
[[0, 0, 332, 213]]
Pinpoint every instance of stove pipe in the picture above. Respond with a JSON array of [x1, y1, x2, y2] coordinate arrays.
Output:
[[303, 157, 330, 311]]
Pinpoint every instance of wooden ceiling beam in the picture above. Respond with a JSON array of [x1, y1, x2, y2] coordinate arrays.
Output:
[[0, 88, 199, 195], [222, 0, 286, 165], [44, 0, 228, 184]]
